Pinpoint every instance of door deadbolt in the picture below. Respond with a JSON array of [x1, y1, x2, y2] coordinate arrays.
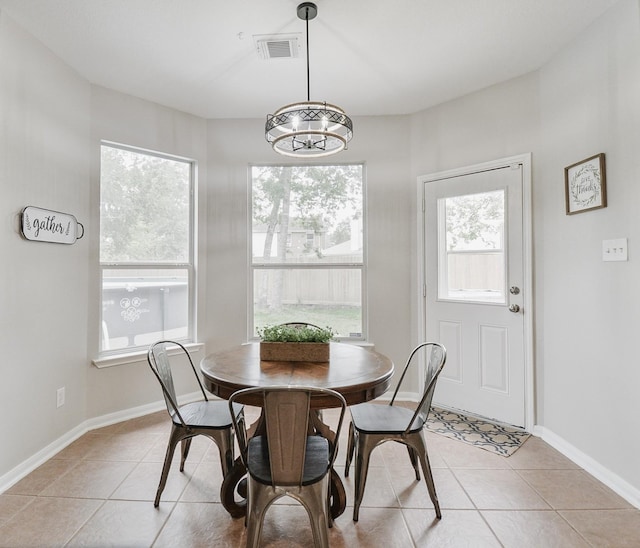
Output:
[[509, 304, 520, 313], [510, 286, 520, 295]]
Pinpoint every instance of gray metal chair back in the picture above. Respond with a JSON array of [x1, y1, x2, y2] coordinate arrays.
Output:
[[229, 385, 346, 548], [263, 389, 311, 485], [344, 342, 446, 521], [279, 322, 323, 329], [390, 342, 447, 432], [147, 340, 242, 507], [148, 340, 207, 424]]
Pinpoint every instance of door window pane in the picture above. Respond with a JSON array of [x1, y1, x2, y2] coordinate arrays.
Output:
[[438, 190, 505, 303]]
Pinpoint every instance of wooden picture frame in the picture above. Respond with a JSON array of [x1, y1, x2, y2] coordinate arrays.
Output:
[[564, 153, 607, 215]]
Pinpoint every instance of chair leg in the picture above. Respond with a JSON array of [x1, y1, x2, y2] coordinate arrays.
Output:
[[245, 479, 272, 548], [303, 477, 330, 548], [344, 421, 355, 477], [414, 435, 441, 519], [406, 444, 421, 481], [155, 425, 183, 507], [353, 433, 374, 522], [180, 437, 192, 472]]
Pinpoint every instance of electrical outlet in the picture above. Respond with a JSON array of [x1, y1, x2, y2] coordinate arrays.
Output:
[[602, 238, 628, 262], [56, 387, 65, 408]]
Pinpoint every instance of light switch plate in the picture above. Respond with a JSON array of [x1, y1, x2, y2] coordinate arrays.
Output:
[[602, 238, 628, 261]]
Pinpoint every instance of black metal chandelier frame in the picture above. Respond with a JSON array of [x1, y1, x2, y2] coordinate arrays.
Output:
[[265, 2, 353, 158]]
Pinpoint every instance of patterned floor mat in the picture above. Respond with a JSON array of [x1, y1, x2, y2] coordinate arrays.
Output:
[[426, 407, 530, 457]]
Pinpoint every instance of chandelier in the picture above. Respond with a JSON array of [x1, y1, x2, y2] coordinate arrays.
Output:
[[265, 2, 353, 158]]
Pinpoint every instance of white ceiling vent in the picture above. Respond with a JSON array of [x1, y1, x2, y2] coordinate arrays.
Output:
[[254, 34, 300, 60]]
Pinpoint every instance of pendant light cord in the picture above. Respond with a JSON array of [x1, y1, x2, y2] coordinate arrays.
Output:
[[305, 6, 310, 102]]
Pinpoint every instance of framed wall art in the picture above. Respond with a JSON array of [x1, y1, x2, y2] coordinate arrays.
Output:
[[564, 153, 607, 215]]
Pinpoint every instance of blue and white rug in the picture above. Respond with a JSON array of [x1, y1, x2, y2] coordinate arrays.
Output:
[[426, 407, 530, 457]]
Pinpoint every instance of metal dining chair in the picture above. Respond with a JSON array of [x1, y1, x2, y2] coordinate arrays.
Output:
[[228, 385, 346, 548], [147, 340, 244, 507], [279, 321, 323, 329], [344, 342, 446, 521]]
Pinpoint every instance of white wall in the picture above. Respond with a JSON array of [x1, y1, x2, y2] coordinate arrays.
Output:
[[2, 0, 640, 504], [204, 116, 415, 371], [0, 11, 90, 475], [409, 0, 640, 499], [86, 87, 209, 418], [537, 0, 640, 492]]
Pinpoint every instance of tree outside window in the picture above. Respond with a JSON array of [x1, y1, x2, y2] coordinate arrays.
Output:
[[100, 144, 194, 353], [251, 164, 364, 338]]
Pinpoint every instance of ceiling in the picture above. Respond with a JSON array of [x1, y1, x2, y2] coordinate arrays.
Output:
[[0, 0, 620, 119]]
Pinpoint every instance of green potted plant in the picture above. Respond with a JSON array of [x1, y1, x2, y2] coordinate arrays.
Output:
[[258, 324, 335, 362]]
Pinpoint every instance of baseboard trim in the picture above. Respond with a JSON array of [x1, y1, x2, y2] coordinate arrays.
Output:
[[0, 391, 201, 494], [4, 394, 639, 512], [534, 425, 640, 510], [394, 395, 640, 510]]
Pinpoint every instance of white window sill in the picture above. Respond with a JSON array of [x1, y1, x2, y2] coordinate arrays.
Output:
[[92, 342, 204, 369]]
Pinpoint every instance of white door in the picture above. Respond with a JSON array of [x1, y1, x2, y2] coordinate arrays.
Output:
[[422, 160, 529, 427]]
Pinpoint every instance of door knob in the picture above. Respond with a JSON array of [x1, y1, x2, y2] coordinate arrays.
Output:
[[509, 304, 520, 313]]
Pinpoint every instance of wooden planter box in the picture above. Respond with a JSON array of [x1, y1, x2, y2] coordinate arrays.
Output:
[[259, 341, 330, 363]]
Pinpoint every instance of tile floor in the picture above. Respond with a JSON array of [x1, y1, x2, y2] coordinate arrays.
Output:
[[1, 406, 640, 547]]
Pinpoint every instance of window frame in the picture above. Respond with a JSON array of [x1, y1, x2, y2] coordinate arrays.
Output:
[[98, 141, 197, 357], [248, 162, 367, 341]]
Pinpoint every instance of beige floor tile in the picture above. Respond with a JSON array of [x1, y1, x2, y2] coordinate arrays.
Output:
[[376, 438, 447, 469], [403, 508, 501, 547], [153, 502, 245, 547], [179, 461, 225, 503], [116, 410, 171, 435], [339, 463, 399, 510], [518, 469, 633, 510], [110, 461, 197, 503], [454, 469, 550, 510], [5, 458, 79, 496], [329, 507, 415, 547], [144, 431, 217, 465], [142, 434, 183, 463], [0, 496, 102, 547], [1, 404, 637, 547], [67, 499, 171, 547], [507, 436, 580, 470], [92, 421, 130, 436], [40, 460, 136, 499], [482, 510, 591, 547], [52, 432, 113, 460], [559, 509, 640, 547], [84, 432, 164, 462], [389, 467, 474, 510], [438, 437, 512, 469], [0, 494, 34, 525]]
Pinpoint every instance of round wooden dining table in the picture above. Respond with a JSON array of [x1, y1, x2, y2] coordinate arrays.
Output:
[[200, 341, 394, 519]]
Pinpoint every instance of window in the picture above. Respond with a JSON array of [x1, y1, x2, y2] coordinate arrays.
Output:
[[251, 164, 364, 339], [99, 143, 195, 353], [437, 190, 505, 303]]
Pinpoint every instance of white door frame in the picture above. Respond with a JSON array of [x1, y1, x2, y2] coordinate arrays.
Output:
[[417, 153, 534, 431]]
